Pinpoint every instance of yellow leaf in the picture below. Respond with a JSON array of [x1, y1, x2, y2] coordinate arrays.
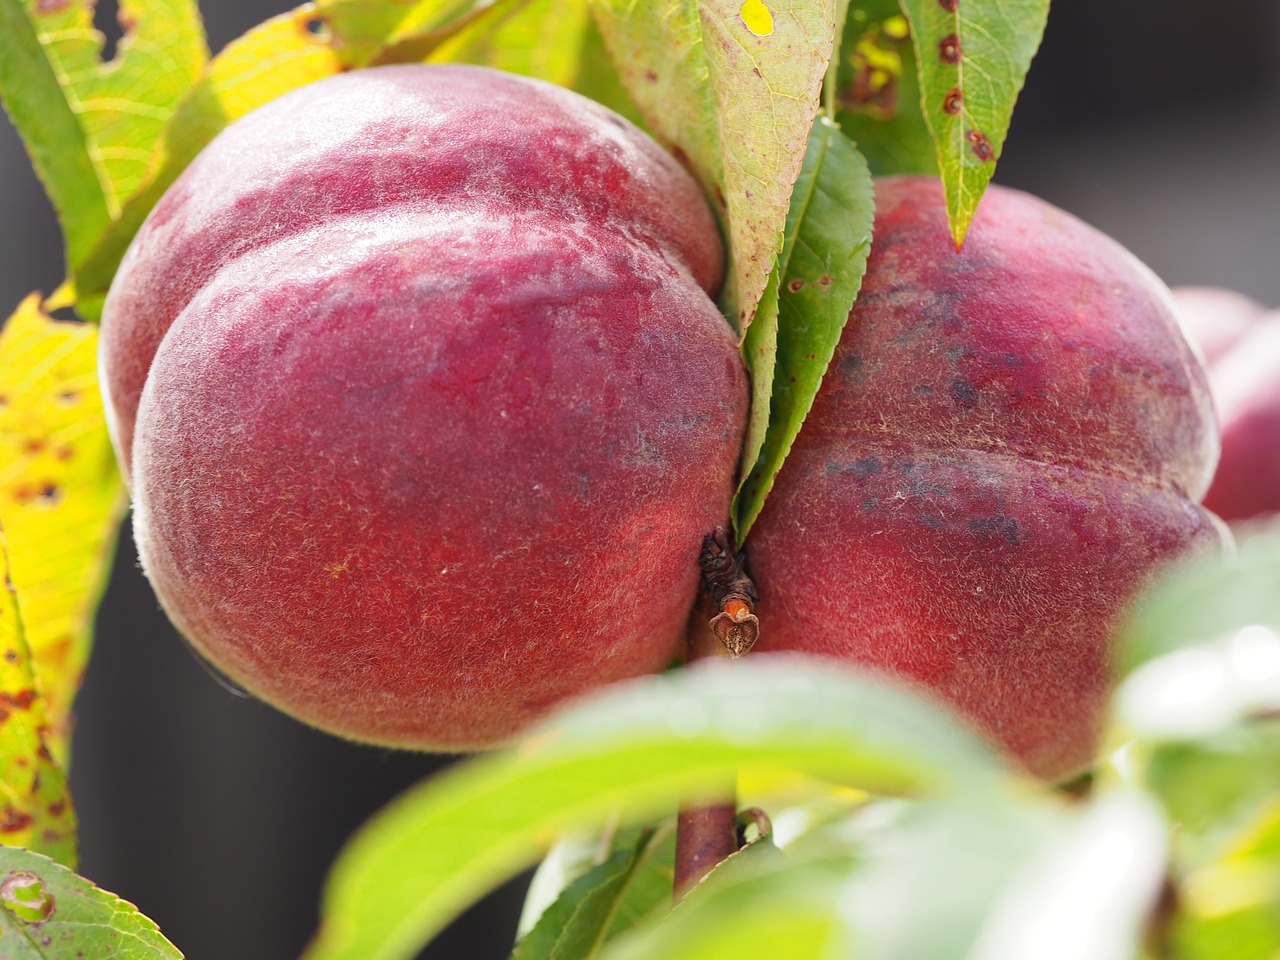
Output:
[[0, 533, 77, 867], [0, 294, 126, 763]]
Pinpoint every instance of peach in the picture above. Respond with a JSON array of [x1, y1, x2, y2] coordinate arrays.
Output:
[[100, 65, 746, 750], [1173, 287, 1280, 521], [747, 177, 1224, 780]]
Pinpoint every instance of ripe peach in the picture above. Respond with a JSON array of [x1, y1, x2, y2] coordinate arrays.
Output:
[[100, 65, 746, 750], [747, 177, 1224, 780], [1173, 286, 1280, 521]]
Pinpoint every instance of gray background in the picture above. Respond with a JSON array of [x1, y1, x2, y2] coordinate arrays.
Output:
[[2, 2, 1278, 958]]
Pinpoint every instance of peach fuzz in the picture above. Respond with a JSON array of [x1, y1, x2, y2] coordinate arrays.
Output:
[[101, 65, 746, 749], [747, 177, 1225, 780]]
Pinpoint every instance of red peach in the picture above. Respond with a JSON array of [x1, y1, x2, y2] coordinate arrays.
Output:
[[748, 176, 1224, 780], [1174, 286, 1280, 521], [101, 65, 746, 750]]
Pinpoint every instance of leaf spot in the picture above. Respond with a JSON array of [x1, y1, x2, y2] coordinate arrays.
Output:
[[0, 809, 36, 836], [0, 872, 55, 924], [938, 0, 959, 10], [55, 390, 79, 406], [966, 129, 995, 161], [944, 89, 963, 114], [939, 34, 961, 63], [817, 275, 833, 289], [3, 690, 38, 711], [787, 279, 806, 293], [34, 0, 71, 13], [36, 483, 63, 507], [739, 0, 774, 37]]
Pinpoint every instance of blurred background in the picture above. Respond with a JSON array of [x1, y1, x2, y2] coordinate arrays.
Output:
[[1, 1, 1278, 957]]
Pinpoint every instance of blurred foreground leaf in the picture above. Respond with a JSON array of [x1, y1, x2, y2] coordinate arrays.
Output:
[[1175, 794, 1280, 960], [0, 0, 207, 269], [1114, 522, 1280, 855], [305, 656, 1010, 960], [898, 0, 1048, 247], [1120, 518, 1280, 676], [0, 295, 125, 761], [591, 0, 839, 329], [0, 846, 180, 957], [0, 538, 75, 866], [735, 117, 873, 538]]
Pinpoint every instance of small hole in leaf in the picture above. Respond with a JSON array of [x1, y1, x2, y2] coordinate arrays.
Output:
[[93, 0, 124, 63], [739, 0, 774, 36], [303, 16, 332, 42], [1, 871, 56, 923]]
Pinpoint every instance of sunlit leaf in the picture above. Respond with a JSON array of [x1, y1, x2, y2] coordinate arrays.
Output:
[[0, 846, 180, 957], [898, 0, 1048, 247], [734, 117, 873, 538], [832, 0, 934, 175], [73, 0, 519, 319], [0, 294, 125, 761], [0, 538, 75, 867], [427, 0, 590, 87], [0, 0, 207, 269], [305, 657, 1011, 960], [591, 0, 839, 329]]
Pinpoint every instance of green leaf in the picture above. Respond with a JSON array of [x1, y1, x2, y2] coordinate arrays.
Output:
[[831, 0, 935, 175], [513, 828, 671, 960], [0, 537, 76, 867], [0, 294, 126, 763], [304, 657, 1010, 960], [0, 0, 207, 269], [1134, 725, 1280, 870], [898, 0, 1049, 247], [734, 118, 874, 538], [599, 853, 855, 960], [736, 265, 781, 536], [0, 846, 181, 957], [590, 0, 839, 329], [72, 0, 519, 319], [1175, 794, 1280, 960], [426, 0, 590, 87]]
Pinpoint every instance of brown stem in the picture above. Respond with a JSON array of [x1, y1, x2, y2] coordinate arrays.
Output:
[[672, 528, 762, 899], [674, 801, 740, 900]]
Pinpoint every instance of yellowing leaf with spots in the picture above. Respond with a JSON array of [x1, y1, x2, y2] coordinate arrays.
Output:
[[73, 0, 539, 320], [0, 295, 125, 764], [0, 536, 76, 867], [0, 0, 207, 269], [899, 0, 1049, 247], [589, 0, 839, 330]]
